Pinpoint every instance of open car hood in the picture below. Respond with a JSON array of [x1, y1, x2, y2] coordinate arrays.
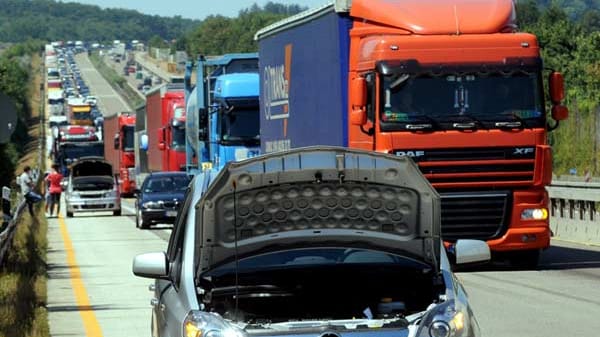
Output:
[[70, 156, 113, 177], [195, 147, 441, 276]]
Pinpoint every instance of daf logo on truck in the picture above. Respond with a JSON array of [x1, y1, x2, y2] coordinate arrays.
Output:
[[395, 151, 425, 157], [263, 44, 292, 120]]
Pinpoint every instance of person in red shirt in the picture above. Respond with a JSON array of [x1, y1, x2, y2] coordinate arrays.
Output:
[[45, 164, 64, 217]]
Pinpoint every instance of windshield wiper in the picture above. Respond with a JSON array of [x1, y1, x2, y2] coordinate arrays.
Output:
[[404, 114, 442, 131], [496, 113, 528, 129], [440, 113, 488, 130]]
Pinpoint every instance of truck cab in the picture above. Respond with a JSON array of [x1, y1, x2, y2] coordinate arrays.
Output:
[[184, 54, 261, 174]]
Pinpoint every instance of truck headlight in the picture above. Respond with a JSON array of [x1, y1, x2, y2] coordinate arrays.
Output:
[[521, 208, 548, 220], [183, 311, 246, 337]]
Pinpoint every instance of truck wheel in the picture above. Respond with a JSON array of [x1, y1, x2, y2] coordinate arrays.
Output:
[[509, 249, 540, 270], [113, 209, 122, 216], [66, 211, 74, 218]]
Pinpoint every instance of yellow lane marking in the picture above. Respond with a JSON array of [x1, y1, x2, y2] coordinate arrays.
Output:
[[58, 214, 104, 337]]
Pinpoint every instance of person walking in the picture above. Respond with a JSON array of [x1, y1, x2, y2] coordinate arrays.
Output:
[[45, 164, 64, 217], [19, 166, 42, 216]]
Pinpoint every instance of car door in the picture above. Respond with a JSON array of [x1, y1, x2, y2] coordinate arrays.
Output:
[[153, 187, 193, 337]]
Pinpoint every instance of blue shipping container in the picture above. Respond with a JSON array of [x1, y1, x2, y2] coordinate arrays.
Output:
[[257, 7, 353, 153]]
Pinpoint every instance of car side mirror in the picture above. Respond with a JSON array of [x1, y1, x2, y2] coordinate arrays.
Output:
[[133, 188, 141, 197], [350, 77, 367, 126], [455, 239, 490, 264], [132, 252, 169, 279]]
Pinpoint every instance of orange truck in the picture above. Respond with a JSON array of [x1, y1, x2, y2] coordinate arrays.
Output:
[[256, 0, 568, 267], [67, 98, 93, 126]]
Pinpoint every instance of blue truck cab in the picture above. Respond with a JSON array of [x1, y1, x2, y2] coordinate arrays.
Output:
[[184, 54, 260, 175]]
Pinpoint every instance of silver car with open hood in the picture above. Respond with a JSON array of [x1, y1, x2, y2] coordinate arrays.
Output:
[[133, 147, 489, 337], [65, 156, 121, 217]]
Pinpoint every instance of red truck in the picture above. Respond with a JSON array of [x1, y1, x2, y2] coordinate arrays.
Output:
[[256, 0, 569, 267], [103, 113, 136, 196], [144, 84, 186, 172]]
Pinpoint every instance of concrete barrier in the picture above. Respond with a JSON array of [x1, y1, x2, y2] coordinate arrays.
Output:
[[548, 181, 600, 245]]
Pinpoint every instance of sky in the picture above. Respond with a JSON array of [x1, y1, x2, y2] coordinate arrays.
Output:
[[67, 0, 329, 20]]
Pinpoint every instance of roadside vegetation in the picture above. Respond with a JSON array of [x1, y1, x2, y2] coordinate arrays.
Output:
[[0, 0, 198, 43], [517, 1, 600, 176], [89, 52, 144, 109], [0, 45, 50, 337]]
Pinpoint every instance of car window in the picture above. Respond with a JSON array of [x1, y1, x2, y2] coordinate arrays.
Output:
[[166, 186, 193, 289]]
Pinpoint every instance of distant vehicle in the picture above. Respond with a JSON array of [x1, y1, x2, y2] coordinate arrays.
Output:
[[134, 172, 190, 229], [65, 157, 121, 217], [132, 147, 490, 337], [84, 95, 97, 106]]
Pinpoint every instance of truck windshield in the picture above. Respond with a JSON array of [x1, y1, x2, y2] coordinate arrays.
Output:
[[73, 112, 92, 122], [171, 125, 186, 151], [220, 107, 260, 145], [61, 143, 104, 160], [122, 126, 134, 152], [380, 71, 545, 131]]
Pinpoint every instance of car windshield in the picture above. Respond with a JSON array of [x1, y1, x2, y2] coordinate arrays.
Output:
[[143, 175, 190, 193], [204, 247, 428, 277], [220, 107, 260, 145], [122, 126, 134, 151], [380, 70, 545, 131]]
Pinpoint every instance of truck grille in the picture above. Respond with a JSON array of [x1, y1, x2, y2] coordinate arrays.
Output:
[[397, 147, 536, 187], [440, 191, 511, 241]]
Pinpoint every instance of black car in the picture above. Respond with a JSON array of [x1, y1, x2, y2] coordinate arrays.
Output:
[[135, 172, 191, 229]]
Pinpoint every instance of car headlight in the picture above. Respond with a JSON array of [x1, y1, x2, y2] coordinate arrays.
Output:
[[521, 208, 548, 220], [104, 190, 117, 198], [416, 300, 469, 337], [142, 201, 162, 209], [183, 311, 247, 337]]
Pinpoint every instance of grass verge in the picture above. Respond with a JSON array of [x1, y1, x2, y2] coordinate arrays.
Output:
[[89, 53, 144, 109], [0, 53, 50, 337]]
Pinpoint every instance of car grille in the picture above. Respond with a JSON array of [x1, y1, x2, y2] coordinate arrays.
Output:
[[81, 193, 103, 199], [440, 191, 511, 241]]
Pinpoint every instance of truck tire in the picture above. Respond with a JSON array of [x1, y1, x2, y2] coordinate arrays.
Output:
[[509, 249, 540, 269], [113, 209, 122, 216], [66, 211, 74, 218]]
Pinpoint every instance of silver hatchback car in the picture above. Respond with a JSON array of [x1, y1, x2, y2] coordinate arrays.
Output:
[[133, 147, 489, 337]]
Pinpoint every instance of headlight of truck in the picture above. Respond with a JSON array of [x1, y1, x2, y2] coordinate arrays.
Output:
[[521, 208, 548, 220], [183, 311, 246, 337], [104, 190, 117, 198], [142, 201, 162, 209], [416, 300, 469, 337]]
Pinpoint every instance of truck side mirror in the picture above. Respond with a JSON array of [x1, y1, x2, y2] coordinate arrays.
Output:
[[350, 77, 367, 126], [113, 133, 120, 150], [551, 105, 568, 121], [157, 128, 166, 151], [549, 72, 565, 104]]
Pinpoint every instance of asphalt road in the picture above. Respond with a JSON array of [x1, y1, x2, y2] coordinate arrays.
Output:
[[458, 241, 600, 337], [75, 54, 131, 117], [45, 51, 600, 337]]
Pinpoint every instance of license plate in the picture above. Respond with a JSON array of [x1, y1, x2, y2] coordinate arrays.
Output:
[[166, 211, 178, 217]]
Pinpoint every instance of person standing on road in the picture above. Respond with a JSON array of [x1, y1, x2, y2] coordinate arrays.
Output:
[[45, 164, 64, 217], [19, 166, 42, 216]]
